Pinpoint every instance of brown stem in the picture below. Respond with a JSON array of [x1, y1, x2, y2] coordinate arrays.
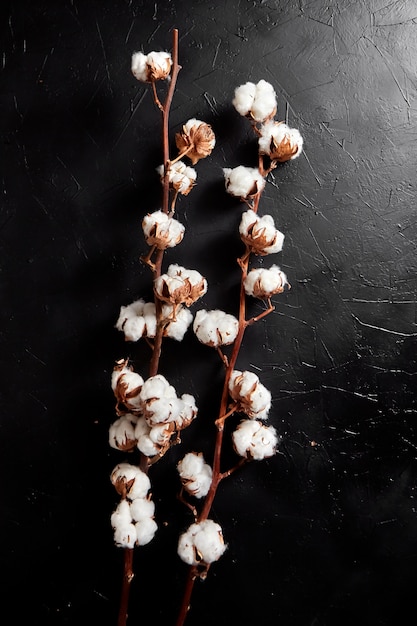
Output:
[[117, 29, 181, 626], [175, 566, 199, 626]]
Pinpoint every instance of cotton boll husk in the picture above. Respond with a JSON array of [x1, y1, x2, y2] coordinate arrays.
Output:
[[130, 497, 155, 522], [135, 517, 158, 546], [113, 523, 137, 549], [232, 419, 279, 460], [109, 415, 138, 451], [232, 81, 256, 116], [111, 463, 151, 500], [223, 166, 265, 199]]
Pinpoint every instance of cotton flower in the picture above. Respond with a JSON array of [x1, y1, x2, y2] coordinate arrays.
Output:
[[239, 209, 284, 255], [259, 121, 303, 162], [244, 265, 289, 299], [157, 161, 197, 195], [177, 519, 226, 565], [223, 165, 265, 199], [177, 452, 213, 498], [142, 210, 185, 250], [232, 80, 277, 123], [109, 414, 138, 452], [154, 264, 207, 307], [110, 463, 151, 500], [193, 309, 239, 348], [175, 118, 216, 164], [228, 370, 271, 420], [232, 419, 279, 460], [131, 50, 172, 82], [111, 359, 144, 412]]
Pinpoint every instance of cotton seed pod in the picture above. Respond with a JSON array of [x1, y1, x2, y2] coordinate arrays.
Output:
[[111, 359, 144, 412], [223, 165, 265, 199], [110, 462, 151, 500], [177, 452, 213, 499], [109, 414, 138, 452], [115, 300, 157, 342], [258, 120, 303, 162], [154, 264, 207, 307], [239, 209, 284, 256], [244, 265, 289, 299], [193, 309, 239, 348], [232, 419, 279, 460], [157, 161, 197, 195], [131, 50, 172, 82], [232, 79, 277, 123], [142, 210, 185, 250], [228, 370, 271, 420], [175, 118, 216, 164], [177, 519, 226, 566]]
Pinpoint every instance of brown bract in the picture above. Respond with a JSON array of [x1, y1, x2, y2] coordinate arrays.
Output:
[[175, 122, 215, 165], [147, 56, 172, 81], [241, 221, 278, 256], [155, 277, 207, 307]]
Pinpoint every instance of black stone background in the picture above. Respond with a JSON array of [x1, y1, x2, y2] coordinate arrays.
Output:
[[1, 1, 417, 625]]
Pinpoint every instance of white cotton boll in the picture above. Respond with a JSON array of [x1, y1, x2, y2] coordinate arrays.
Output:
[[162, 304, 193, 341], [244, 265, 289, 299], [258, 121, 303, 161], [113, 523, 137, 549], [175, 393, 198, 429], [193, 309, 239, 347], [239, 210, 285, 256], [140, 375, 177, 403], [131, 52, 148, 82], [223, 165, 265, 199], [232, 81, 257, 117], [229, 370, 271, 420], [121, 316, 146, 342], [177, 452, 206, 478], [130, 497, 155, 522], [144, 396, 184, 426], [109, 415, 137, 451], [177, 453, 213, 499], [251, 80, 277, 123], [111, 463, 151, 500], [137, 433, 160, 457], [177, 520, 226, 565], [135, 517, 158, 546], [115, 299, 145, 332], [149, 423, 173, 446], [142, 210, 185, 249], [134, 415, 151, 438], [232, 419, 279, 460], [158, 161, 197, 195], [142, 302, 157, 338], [111, 499, 132, 529]]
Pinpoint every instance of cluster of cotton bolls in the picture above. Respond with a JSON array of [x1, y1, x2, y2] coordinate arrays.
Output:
[[109, 361, 198, 457], [177, 519, 226, 567], [110, 463, 157, 548], [115, 298, 193, 342], [229, 370, 279, 461]]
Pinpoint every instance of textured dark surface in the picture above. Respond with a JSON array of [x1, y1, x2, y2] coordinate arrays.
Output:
[[1, 1, 417, 625]]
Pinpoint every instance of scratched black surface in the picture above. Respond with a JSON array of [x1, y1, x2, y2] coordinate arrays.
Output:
[[1, 1, 417, 624]]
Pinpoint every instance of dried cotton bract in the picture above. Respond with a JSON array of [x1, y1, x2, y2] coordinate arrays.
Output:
[[244, 265, 289, 299], [131, 50, 172, 82], [157, 161, 197, 195], [232, 79, 277, 123], [175, 118, 216, 165], [142, 210, 185, 249], [177, 519, 226, 566], [223, 165, 265, 200], [177, 452, 213, 498], [154, 263, 208, 307], [193, 309, 239, 348], [232, 419, 279, 460], [239, 209, 284, 255], [259, 121, 303, 162], [229, 370, 271, 420]]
